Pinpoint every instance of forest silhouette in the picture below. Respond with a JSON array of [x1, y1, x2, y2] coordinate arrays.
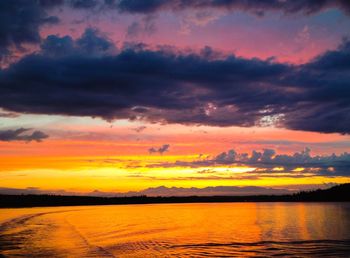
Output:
[[1, 183, 349, 208]]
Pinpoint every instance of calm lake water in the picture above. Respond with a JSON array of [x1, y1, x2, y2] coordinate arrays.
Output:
[[1, 203, 350, 257]]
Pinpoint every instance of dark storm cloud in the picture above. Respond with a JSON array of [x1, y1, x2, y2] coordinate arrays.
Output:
[[0, 128, 48, 142], [1, 0, 350, 62], [33, 0, 350, 16], [0, 0, 60, 61], [308, 40, 350, 71], [279, 40, 350, 134], [0, 27, 349, 134], [69, 0, 99, 9], [115, 0, 350, 15], [0, 0, 348, 59], [41, 28, 116, 57]]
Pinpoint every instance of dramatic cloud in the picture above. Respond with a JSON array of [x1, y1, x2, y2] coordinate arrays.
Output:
[[116, 0, 350, 16], [2, 0, 349, 61], [148, 148, 350, 177], [0, 0, 60, 63], [28, 0, 350, 15], [0, 128, 49, 142], [149, 144, 170, 154], [279, 40, 350, 134], [0, 28, 349, 133], [41, 28, 116, 57], [69, 0, 98, 9], [1, 0, 350, 64]]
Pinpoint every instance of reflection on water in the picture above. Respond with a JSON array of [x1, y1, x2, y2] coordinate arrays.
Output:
[[1, 203, 350, 257]]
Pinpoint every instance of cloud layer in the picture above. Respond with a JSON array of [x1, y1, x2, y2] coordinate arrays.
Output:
[[0, 0, 60, 63], [115, 0, 350, 15], [0, 128, 48, 142], [148, 148, 350, 177], [0, 29, 349, 133], [2, 0, 350, 62]]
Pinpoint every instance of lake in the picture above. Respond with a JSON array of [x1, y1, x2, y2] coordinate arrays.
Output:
[[1, 203, 350, 257]]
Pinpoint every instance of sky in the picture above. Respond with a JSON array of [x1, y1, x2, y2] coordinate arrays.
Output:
[[0, 0, 350, 196]]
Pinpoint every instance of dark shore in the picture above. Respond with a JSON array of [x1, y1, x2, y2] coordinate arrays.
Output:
[[0, 183, 349, 208]]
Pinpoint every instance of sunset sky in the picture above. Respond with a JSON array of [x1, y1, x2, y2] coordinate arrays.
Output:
[[0, 0, 349, 196]]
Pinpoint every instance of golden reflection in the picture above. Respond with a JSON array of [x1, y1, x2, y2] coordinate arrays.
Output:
[[1, 203, 350, 257]]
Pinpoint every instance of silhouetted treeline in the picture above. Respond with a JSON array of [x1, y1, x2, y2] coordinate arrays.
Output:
[[0, 183, 349, 208]]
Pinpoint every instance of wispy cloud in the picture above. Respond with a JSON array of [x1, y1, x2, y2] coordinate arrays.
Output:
[[146, 148, 350, 177], [132, 126, 147, 133], [0, 128, 48, 142], [149, 144, 170, 154]]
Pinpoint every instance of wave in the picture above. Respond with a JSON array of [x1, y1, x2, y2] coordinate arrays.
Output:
[[1, 204, 350, 257], [168, 239, 350, 257]]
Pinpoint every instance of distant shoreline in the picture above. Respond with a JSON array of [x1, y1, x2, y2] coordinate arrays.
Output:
[[1, 183, 349, 208]]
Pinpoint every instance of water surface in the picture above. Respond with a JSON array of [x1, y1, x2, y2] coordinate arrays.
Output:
[[1, 202, 350, 257]]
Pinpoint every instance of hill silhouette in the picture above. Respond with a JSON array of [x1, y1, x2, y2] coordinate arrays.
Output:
[[0, 183, 349, 208]]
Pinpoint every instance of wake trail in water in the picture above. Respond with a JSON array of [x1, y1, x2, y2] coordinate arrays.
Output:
[[1, 203, 350, 257], [63, 217, 115, 257], [170, 239, 350, 257], [0, 209, 115, 257], [0, 209, 80, 232]]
